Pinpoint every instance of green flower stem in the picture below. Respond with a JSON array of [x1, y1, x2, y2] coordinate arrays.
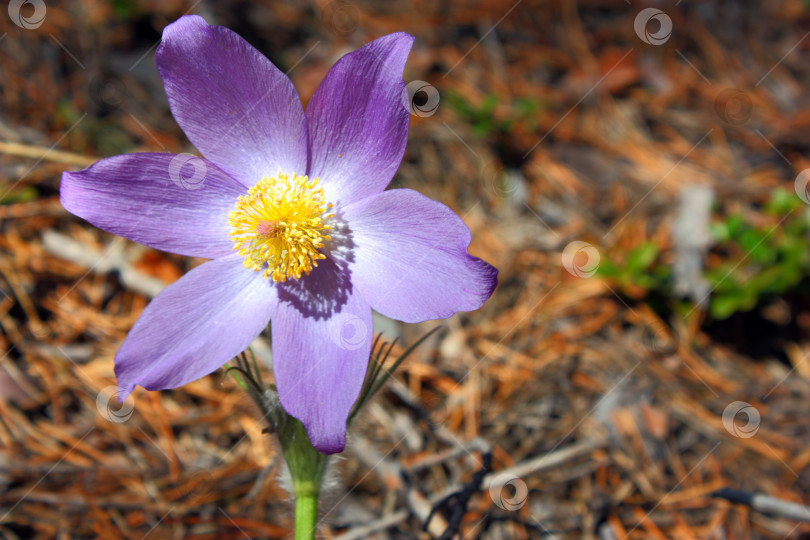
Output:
[[232, 349, 326, 540], [275, 408, 326, 540], [293, 492, 318, 540]]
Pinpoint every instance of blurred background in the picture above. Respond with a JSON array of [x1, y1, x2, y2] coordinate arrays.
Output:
[[2, 0, 810, 538]]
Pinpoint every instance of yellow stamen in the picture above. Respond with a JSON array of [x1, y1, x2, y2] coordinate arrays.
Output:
[[228, 173, 332, 282]]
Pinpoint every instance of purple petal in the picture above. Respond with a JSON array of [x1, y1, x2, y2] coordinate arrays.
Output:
[[156, 15, 308, 187], [60, 153, 244, 259], [273, 258, 372, 454], [115, 255, 276, 397], [342, 189, 498, 323], [306, 33, 414, 206]]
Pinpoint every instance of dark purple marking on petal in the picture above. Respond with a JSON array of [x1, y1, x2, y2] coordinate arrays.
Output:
[[273, 257, 371, 454]]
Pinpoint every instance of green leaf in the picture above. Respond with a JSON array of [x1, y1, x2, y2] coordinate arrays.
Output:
[[348, 327, 442, 425], [710, 294, 743, 319], [595, 259, 620, 278], [625, 242, 659, 273], [710, 221, 730, 243], [0, 185, 38, 205], [766, 188, 800, 215]]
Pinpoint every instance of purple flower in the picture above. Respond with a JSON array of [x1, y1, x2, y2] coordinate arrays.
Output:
[[60, 15, 497, 454]]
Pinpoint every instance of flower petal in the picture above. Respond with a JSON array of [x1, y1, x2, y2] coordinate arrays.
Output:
[[342, 189, 498, 323], [115, 255, 276, 397], [306, 33, 413, 206], [60, 153, 244, 259], [156, 14, 308, 186], [273, 258, 372, 454]]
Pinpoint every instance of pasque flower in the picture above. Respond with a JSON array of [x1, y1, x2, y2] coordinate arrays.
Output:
[[60, 15, 497, 454]]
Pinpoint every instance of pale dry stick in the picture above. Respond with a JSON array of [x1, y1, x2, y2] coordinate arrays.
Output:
[[336, 510, 408, 540], [338, 438, 608, 539], [350, 437, 449, 538], [0, 140, 95, 167], [713, 488, 810, 523], [0, 115, 87, 204], [481, 437, 608, 490], [335, 485, 465, 540], [42, 230, 166, 299]]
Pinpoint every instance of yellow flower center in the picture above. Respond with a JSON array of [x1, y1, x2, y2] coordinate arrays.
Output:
[[228, 173, 333, 282]]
